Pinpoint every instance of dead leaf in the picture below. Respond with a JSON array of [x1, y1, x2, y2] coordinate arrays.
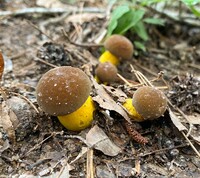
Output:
[[0, 139, 10, 153], [92, 79, 131, 123], [0, 101, 16, 142], [184, 114, 200, 125], [169, 108, 187, 131], [86, 125, 121, 156], [190, 127, 200, 144], [102, 85, 127, 103]]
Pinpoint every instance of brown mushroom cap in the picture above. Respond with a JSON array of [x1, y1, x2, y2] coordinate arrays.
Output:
[[36, 66, 91, 116], [132, 86, 167, 120], [95, 62, 118, 83], [104, 34, 134, 60]]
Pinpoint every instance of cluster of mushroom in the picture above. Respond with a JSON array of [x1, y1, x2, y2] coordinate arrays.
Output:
[[95, 34, 134, 83], [36, 35, 167, 132], [35, 34, 135, 131], [95, 35, 168, 121]]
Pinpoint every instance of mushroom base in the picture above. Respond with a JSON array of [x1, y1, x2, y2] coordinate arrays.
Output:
[[57, 96, 95, 131], [123, 98, 144, 122]]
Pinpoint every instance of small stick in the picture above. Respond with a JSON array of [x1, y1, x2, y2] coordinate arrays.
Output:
[[130, 64, 153, 86], [35, 57, 58, 68], [86, 149, 94, 178], [26, 20, 55, 42], [182, 131, 200, 158], [23, 133, 54, 156], [0, 7, 105, 17], [0, 52, 4, 80], [117, 73, 133, 87]]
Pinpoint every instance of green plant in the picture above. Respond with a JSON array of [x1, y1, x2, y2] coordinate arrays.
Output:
[[107, 4, 164, 51], [107, 0, 200, 51], [181, 0, 200, 17]]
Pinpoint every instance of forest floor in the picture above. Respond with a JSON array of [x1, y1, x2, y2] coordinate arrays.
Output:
[[0, 0, 200, 177]]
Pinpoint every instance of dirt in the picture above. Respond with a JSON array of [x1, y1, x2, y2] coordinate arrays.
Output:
[[0, 0, 200, 177]]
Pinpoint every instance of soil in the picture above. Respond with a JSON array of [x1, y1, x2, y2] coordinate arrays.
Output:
[[0, 0, 200, 177]]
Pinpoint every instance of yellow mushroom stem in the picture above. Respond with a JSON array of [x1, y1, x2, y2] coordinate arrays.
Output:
[[122, 98, 144, 122], [98, 50, 119, 66], [57, 96, 95, 131]]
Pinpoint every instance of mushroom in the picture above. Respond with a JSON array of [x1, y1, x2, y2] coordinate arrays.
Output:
[[132, 86, 167, 120], [98, 50, 119, 66], [95, 62, 118, 83], [104, 34, 134, 60], [36, 66, 95, 131]]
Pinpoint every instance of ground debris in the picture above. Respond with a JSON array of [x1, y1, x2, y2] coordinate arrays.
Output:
[[168, 74, 200, 114]]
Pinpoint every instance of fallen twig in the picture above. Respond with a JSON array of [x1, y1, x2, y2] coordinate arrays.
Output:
[[182, 131, 200, 158], [35, 57, 58, 68], [0, 7, 105, 17], [86, 148, 94, 178]]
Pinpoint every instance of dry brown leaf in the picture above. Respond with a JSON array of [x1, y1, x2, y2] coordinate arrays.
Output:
[[92, 79, 131, 123], [0, 101, 16, 142], [86, 125, 121, 156], [169, 108, 187, 132]]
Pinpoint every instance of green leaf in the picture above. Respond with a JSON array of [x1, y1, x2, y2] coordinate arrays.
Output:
[[138, 0, 166, 6], [107, 5, 130, 36], [132, 21, 149, 41], [113, 9, 145, 34], [134, 41, 146, 52], [181, 0, 200, 6], [189, 5, 200, 17], [143, 18, 165, 26]]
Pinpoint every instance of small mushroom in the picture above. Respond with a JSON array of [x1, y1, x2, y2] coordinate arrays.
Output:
[[104, 34, 134, 60], [36, 66, 91, 116], [132, 86, 167, 120], [36, 66, 95, 131], [95, 62, 118, 83]]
